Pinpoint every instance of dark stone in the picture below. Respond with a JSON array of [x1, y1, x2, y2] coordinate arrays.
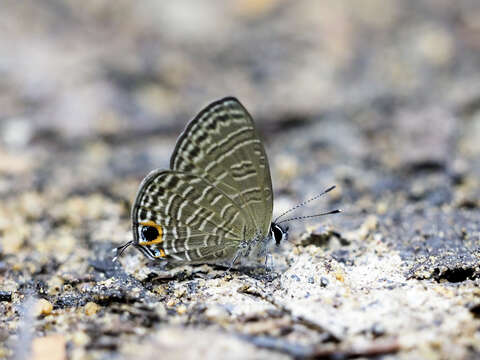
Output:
[[469, 303, 480, 318], [371, 323, 385, 337], [0, 291, 12, 302]]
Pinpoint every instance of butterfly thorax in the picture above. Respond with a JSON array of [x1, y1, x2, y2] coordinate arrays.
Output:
[[235, 222, 288, 265]]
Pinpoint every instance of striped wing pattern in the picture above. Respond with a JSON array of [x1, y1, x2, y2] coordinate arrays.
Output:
[[132, 97, 273, 264], [171, 97, 273, 237], [132, 170, 248, 263]]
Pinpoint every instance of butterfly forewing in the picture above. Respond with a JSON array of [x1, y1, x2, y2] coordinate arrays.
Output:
[[170, 97, 273, 237]]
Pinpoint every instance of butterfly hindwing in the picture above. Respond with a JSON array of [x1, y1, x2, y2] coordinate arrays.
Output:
[[132, 170, 249, 263]]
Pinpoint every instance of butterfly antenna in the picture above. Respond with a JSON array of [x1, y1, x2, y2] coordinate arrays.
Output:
[[112, 241, 134, 262], [274, 185, 337, 223], [277, 209, 342, 224]]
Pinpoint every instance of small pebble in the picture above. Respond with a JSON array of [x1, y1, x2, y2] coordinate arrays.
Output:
[[84, 302, 100, 316], [174, 287, 186, 298], [34, 299, 53, 316], [205, 305, 230, 323], [71, 331, 90, 347], [32, 334, 66, 360], [320, 277, 329, 287], [335, 272, 345, 282], [308, 277, 315, 284], [376, 201, 388, 215], [166, 299, 177, 307], [176, 304, 187, 315]]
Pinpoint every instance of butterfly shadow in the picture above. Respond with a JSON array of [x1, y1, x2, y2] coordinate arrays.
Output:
[[141, 260, 282, 283]]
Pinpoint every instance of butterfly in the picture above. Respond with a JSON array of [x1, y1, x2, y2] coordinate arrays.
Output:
[[115, 97, 339, 267]]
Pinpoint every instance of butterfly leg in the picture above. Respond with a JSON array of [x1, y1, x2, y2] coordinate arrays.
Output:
[[221, 241, 250, 276], [227, 250, 242, 271], [264, 252, 274, 272]]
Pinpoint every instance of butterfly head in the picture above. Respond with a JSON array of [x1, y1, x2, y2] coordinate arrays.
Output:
[[270, 222, 289, 246], [268, 185, 341, 249]]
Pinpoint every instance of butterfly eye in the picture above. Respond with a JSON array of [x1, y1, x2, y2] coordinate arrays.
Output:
[[142, 226, 159, 242]]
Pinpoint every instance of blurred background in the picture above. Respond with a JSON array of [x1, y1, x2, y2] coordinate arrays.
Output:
[[1, 0, 479, 131], [1, 0, 480, 180], [1, 0, 479, 215], [1, 1, 480, 359]]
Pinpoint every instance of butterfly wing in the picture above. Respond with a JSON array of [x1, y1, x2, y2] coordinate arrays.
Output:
[[170, 97, 273, 238], [131, 170, 249, 263]]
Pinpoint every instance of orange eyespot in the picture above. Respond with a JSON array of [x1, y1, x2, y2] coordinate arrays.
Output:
[[139, 221, 163, 245], [150, 247, 167, 258]]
